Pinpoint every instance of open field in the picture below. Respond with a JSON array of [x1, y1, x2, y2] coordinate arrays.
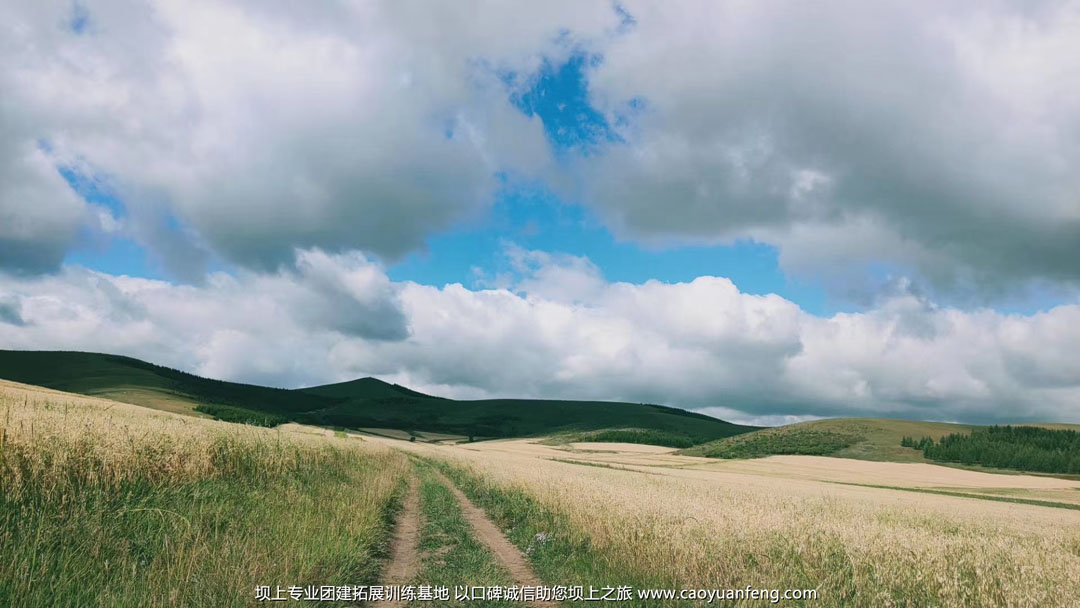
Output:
[[382, 436, 1080, 607], [4, 375, 1080, 606], [0, 379, 409, 607]]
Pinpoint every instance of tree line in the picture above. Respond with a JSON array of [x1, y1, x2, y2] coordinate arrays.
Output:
[[902, 425, 1080, 474]]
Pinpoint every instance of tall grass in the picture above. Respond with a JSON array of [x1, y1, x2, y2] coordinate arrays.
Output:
[[0, 380, 408, 607], [401, 442, 1080, 607]]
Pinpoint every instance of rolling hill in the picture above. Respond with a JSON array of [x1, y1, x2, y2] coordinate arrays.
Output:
[[0, 350, 756, 444], [679, 417, 1080, 463], [680, 418, 980, 461]]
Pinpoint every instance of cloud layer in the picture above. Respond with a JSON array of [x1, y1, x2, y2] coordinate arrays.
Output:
[[2, 249, 1077, 424], [0, 0, 615, 273], [578, 1, 1080, 292], [3, 1, 1078, 295]]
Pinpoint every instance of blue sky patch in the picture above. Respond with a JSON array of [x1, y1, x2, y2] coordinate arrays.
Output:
[[507, 51, 618, 152], [69, 3, 90, 34], [386, 181, 833, 315]]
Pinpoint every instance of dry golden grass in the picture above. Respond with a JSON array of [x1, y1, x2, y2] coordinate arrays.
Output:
[[391, 437, 1080, 607], [568, 442, 677, 454], [455, 437, 1080, 490], [0, 379, 401, 492], [0, 379, 409, 607]]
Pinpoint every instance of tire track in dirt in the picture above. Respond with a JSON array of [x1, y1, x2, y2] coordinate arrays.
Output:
[[431, 469, 559, 608], [378, 476, 421, 607]]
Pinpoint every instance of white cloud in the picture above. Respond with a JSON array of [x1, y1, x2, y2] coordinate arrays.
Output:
[[2, 249, 1078, 424], [0, 139, 87, 275], [0, 0, 617, 273], [4, 1, 1078, 297], [576, 0, 1080, 293]]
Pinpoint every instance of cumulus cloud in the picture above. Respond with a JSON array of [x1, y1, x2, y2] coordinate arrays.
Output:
[[2, 249, 1078, 424], [577, 0, 1080, 293], [0, 250, 407, 387], [4, 1, 1078, 298], [0, 0, 617, 273], [0, 139, 86, 275]]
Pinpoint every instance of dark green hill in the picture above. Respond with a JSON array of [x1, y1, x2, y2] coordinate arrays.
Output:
[[0, 350, 755, 444], [298, 377, 438, 401], [297, 395, 751, 443], [0, 350, 332, 417]]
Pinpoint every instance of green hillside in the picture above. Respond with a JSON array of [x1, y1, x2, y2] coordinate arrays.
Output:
[[0, 350, 755, 444], [0, 350, 332, 417], [298, 377, 439, 401], [297, 395, 749, 443], [682, 418, 980, 461]]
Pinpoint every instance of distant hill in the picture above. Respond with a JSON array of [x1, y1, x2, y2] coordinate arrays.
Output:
[[680, 417, 1080, 462], [0, 350, 331, 418], [681, 418, 981, 461], [298, 377, 439, 401], [0, 350, 756, 444]]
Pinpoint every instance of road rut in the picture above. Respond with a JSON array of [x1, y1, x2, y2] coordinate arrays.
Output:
[[378, 477, 421, 606], [431, 469, 559, 608]]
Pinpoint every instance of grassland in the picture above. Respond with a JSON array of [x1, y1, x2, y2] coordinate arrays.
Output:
[[6, 353, 1080, 606], [683, 417, 979, 462], [0, 379, 409, 607], [388, 437, 1080, 607], [0, 350, 755, 444]]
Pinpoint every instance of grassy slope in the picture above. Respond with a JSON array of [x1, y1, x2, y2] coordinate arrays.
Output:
[[0, 350, 754, 444], [682, 418, 979, 461], [0, 380, 408, 607], [306, 397, 755, 443], [684, 417, 1080, 463], [0, 350, 331, 416]]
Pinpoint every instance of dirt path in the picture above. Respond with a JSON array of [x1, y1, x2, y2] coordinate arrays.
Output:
[[431, 469, 559, 608], [379, 477, 421, 606]]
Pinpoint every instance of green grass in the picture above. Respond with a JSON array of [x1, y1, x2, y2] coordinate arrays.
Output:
[[408, 464, 518, 607], [682, 428, 862, 458], [0, 350, 332, 416], [0, 350, 756, 443]]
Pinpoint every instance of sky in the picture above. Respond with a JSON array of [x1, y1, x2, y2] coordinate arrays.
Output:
[[1, 1, 1079, 426]]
